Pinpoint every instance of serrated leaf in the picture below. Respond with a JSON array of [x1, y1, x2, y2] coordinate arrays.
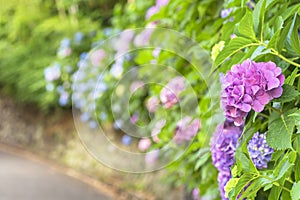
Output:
[[238, 10, 256, 40], [291, 181, 300, 200], [214, 37, 257, 68], [267, 110, 295, 150], [276, 84, 300, 103]]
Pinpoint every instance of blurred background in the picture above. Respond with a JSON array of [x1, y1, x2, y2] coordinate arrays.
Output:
[[0, 0, 184, 199]]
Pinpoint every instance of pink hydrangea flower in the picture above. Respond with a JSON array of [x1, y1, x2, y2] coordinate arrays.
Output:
[[146, 96, 160, 113], [160, 76, 185, 109], [145, 149, 159, 165], [90, 49, 106, 67], [173, 116, 201, 144], [151, 119, 166, 142], [138, 138, 152, 151], [221, 59, 284, 126], [130, 81, 145, 93]]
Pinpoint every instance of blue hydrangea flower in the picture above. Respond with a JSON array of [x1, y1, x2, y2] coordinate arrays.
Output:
[[89, 121, 98, 129], [121, 135, 132, 146], [74, 32, 84, 44], [247, 132, 274, 169]]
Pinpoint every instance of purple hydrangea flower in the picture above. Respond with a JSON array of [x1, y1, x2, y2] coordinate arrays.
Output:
[[160, 76, 185, 109], [210, 121, 243, 171], [221, 8, 233, 18], [173, 116, 201, 144], [218, 170, 232, 200], [210, 121, 243, 200], [192, 188, 200, 200], [130, 113, 139, 124], [221, 59, 284, 126], [247, 132, 274, 169]]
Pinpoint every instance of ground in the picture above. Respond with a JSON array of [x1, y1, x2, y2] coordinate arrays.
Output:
[[0, 94, 183, 200]]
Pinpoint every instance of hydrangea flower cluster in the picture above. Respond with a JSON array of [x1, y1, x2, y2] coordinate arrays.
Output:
[[210, 121, 243, 199], [57, 38, 72, 58], [145, 0, 169, 19], [247, 132, 274, 169], [160, 76, 185, 109], [173, 116, 201, 144], [221, 59, 284, 126]]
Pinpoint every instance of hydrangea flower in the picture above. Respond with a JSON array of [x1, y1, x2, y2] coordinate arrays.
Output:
[[138, 138, 152, 151], [221, 59, 284, 126], [173, 116, 201, 144], [151, 119, 166, 142], [145, 0, 169, 19], [90, 49, 106, 67], [130, 113, 139, 124], [247, 132, 274, 169], [221, 8, 233, 18], [74, 32, 84, 44], [210, 121, 243, 171], [218, 169, 232, 200], [44, 64, 61, 82], [130, 81, 144, 93], [192, 188, 200, 200], [210, 121, 243, 200], [145, 149, 159, 165], [89, 121, 98, 129], [146, 96, 160, 113], [160, 76, 185, 109], [121, 135, 132, 146]]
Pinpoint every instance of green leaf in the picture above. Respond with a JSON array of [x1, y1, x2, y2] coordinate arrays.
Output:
[[225, 178, 239, 199], [286, 13, 300, 55], [274, 151, 297, 181], [214, 37, 257, 68], [240, 177, 271, 199], [291, 181, 300, 200], [250, 45, 271, 60], [286, 68, 299, 86], [267, 29, 281, 50], [228, 173, 256, 200], [253, 0, 266, 36], [276, 84, 300, 103], [295, 156, 300, 182], [268, 177, 285, 200], [238, 10, 256, 40], [267, 110, 296, 150], [194, 152, 210, 171]]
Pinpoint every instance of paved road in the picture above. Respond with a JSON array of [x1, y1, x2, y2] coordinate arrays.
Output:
[[0, 151, 112, 200]]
